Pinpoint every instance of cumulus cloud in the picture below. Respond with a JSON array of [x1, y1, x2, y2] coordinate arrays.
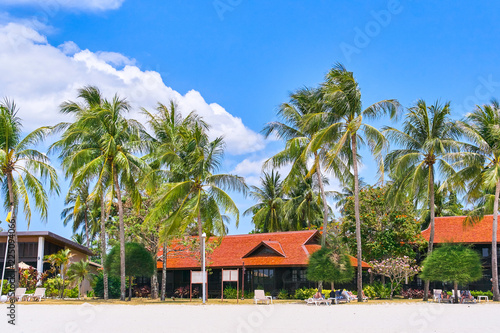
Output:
[[0, 0, 125, 11], [0, 23, 265, 155]]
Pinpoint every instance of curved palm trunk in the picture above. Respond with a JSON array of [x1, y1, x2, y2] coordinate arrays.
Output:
[[351, 135, 363, 302], [492, 179, 500, 301], [161, 242, 167, 301], [84, 205, 90, 248], [315, 156, 329, 247], [113, 171, 127, 301], [6, 172, 19, 289], [423, 165, 435, 301], [100, 191, 108, 300]]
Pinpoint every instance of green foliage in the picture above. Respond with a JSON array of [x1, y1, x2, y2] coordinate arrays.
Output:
[[470, 290, 493, 298], [420, 244, 483, 285], [93, 273, 121, 299], [277, 289, 289, 300], [363, 285, 377, 299], [105, 242, 156, 278], [222, 286, 254, 299], [307, 247, 353, 283], [43, 277, 71, 297], [1, 280, 11, 295], [293, 288, 317, 300], [372, 282, 391, 299], [341, 186, 426, 261], [87, 290, 95, 298], [64, 287, 79, 298]]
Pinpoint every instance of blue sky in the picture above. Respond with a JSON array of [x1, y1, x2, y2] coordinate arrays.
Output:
[[0, 0, 499, 239]]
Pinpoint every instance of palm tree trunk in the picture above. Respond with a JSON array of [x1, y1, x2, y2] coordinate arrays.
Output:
[[197, 210, 205, 302], [453, 281, 458, 304], [128, 276, 132, 301], [315, 156, 329, 247], [423, 165, 435, 301], [161, 242, 167, 301], [6, 172, 19, 289], [113, 171, 126, 301], [351, 134, 363, 302], [84, 205, 90, 248], [151, 271, 158, 299], [492, 179, 500, 301], [100, 190, 108, 300]]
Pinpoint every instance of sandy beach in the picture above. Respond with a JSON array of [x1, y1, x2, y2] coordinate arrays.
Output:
[[2, 301, 500, 333]]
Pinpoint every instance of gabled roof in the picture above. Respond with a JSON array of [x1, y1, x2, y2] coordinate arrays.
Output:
[[421, 215, 500, 244], [157, 230, 370, 269]]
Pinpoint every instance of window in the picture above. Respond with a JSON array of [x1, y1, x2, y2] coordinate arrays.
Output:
[[291, 269, 307, 282], [251, 269, 274, 290], [482, 248, 489, 257]]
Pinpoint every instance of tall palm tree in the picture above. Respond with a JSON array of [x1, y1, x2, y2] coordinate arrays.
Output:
[[307, 64, 399, 301], [0, 99, 59, 288], [146, 125, 247, 279], [263, 87, 348, 245], [61, 182, 94, 248], [53, 86, 149, 301], [384, 100, 461, 300], [244, 170, 286, 232], [455, 100, 500, 301]]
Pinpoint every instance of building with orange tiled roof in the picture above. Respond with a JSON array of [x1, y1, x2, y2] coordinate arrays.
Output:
[[154, 230, 369, 297], [421, 215, 500, 290]]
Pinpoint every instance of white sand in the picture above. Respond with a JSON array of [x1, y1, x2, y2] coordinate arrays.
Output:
[[2, 302, 500, 333]]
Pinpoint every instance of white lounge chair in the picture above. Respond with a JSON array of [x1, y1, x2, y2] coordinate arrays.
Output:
[[28, 288, 46, 302], [305, 297, 331, 306], [433, 289, 442, 303], [10, 288, 27, 301], [254, 290, 272, 304]]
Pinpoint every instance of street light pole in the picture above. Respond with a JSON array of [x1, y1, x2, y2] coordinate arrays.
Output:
[[202, 232, 206, 304], [241, 261, 245, 300]]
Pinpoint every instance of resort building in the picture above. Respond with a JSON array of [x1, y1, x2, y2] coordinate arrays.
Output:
[[0, 231, 98, 294], [421, 215, 500, 290], [156, 230, 369, 297]]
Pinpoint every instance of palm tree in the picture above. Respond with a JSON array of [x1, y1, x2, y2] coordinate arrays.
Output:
[[263, 87, 348, 245], [0, 99, 59, 288], [45, 249, 74, 298], [53, 86, 149, 301], [307, 64, 399, 301], [244, 171, 286, 232], [61, 182, 95, 248], [67, 260, 94, 299], [146, 125, 247, 282], [384, 100, 461, 300], [455, 100, 500, 301]]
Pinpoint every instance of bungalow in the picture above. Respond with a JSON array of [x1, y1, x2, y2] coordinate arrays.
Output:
[[421, 215, 500, 290], [0, 231, 98, 295], [156, 230, 369, 297]]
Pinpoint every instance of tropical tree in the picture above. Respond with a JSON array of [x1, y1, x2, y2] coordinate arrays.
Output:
[[105, 242, 155, 301], [53, 86, 149, 301], [384, 100, 461, 300], [454, 100, 500, 301], [44, 249, 75, 298], [307, 64, 400, 301], [67, 259, 94, 299], [0, 99, 60, 288], [307, 247, 354, 289], [420, 244, 482, 303], [263, 87, 348, 245], [244, 171, 286, 233]]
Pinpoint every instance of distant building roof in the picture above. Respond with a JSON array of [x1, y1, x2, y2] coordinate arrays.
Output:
[[0, 231, 93, 256], [157, 230, 370, 270], [421, 215, 500, 244]]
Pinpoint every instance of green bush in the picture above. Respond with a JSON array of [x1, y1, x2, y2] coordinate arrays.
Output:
[[223, 286, 253, 299], [293, 288, 317, 300], [64, 287, 79, 298], [43, 277, 70, 297], [277, 289, 289, 299], [93, 273, 121, 299], [470, 290, 493, 298], [1, 280, 11, 295], [372, 282, 391, 299], [87, 290, 95, 298], [363, 285, 377, 299]]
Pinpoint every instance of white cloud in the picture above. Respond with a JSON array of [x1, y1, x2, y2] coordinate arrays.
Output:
[[0, 0, 125, 11], [0, 23, 265, 155]]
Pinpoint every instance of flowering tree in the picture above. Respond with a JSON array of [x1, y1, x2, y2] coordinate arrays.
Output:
[[369, 256, 420, 299]]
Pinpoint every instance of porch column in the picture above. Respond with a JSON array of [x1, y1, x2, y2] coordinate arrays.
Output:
[[36, 237, 45, 285]]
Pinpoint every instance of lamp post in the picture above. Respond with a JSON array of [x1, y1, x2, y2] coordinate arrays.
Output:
[[241, 261, 245, 300], [202, 232, 206, 304]]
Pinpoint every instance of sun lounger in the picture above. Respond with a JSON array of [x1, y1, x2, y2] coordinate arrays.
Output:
[[305, 297, 331, 306], [254, 290, 272, 304], [460, 290, 476, 304], [28, 288, 46, 302], [433, 289, 442, 303], [10, 288, 27, 301], [334, 290, 348, 303]]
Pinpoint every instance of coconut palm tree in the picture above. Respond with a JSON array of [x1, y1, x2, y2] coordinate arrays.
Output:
[[0, 99, 60, 288], [454, 100, 500, 301], [384, 100, 461, 300], [53, 86, 149, 301], [61, 182, 95, 248], [307, 64, 399, 301], [263, 87, 348, 245], [244, 170, 286, 232], [67, 260, 94, 299]]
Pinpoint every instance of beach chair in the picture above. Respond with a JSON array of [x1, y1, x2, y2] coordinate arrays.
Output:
[[254, 290, 272, 304], [10, 288, 27, 301], [347, 291, 357, 301], [334, 290, 348, 303], [433, 289, 442, 303], [460, 290, 476, 304], [360, 291, 369, 302], [28, 288, 46, 302]]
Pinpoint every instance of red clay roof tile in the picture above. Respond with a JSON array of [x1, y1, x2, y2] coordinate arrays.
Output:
[[421, 215, 500, 244]]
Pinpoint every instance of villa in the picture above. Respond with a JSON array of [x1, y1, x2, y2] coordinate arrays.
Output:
[[156, 230, 370, 297]]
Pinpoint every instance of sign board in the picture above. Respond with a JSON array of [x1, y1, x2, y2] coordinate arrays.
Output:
[[191, 271, 208, 284], [222, 269, 239, 282]]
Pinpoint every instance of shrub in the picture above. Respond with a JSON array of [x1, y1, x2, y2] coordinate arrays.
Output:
[[372, 282, 391, 299], [293, 288, 317, 300], [401, 288, 432, 299], [1, 280, 11, 295], [87, 290, 95, 298], [133, 285, 151, 298], [43, 277, 71, 298], [64, 287, 79, 298], [277, 289, 288, 299], [93, 273, 121, 299], [363, 285, 377, 299], [470, 290, 493, 298], [174, 286, 190, 298]]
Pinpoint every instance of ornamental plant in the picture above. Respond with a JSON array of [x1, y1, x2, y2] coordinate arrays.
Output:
[[369, 256, 420, 299]]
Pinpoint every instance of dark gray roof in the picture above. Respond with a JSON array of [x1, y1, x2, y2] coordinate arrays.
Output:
[[0, 231, 93, 256]]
